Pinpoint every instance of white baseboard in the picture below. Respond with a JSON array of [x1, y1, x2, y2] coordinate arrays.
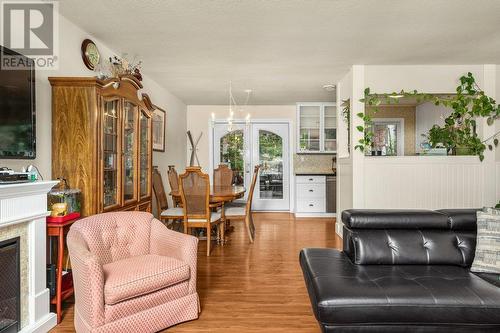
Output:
[[335, 222, 343, 238], [294, 212, 336, 218], [19, 313, 57, 333]]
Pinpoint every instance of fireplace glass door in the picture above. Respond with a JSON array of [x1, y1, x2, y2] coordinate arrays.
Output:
[[0, 237, 20, 333]]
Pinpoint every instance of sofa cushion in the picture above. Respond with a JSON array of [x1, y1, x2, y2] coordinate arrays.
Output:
[[471, 208, 500, 274], [300, 248, 500, 326], [343, 227, 476, 266], [341, 209, 449, 229], [475, 272, 500, 287], [103, 254, 190, 305], [436, 208, 478, 230]]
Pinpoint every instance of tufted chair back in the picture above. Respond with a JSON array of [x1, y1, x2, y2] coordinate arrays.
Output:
[[341, 209, 478, 267], [69, 211, 152, 265]]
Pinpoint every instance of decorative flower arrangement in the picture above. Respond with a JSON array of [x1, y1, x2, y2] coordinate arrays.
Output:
[[95, 53, 143, 81]]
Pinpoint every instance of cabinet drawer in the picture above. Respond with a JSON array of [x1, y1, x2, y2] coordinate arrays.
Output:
[[296, 198, 325, 212], [296, 175, 325, 184], [296, 183, 325, 198]]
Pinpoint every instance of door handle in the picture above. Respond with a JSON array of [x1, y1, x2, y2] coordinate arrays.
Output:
[[309, 204, 314, 207], [308, 189, 314, 192], [308, 178, 313, 181]]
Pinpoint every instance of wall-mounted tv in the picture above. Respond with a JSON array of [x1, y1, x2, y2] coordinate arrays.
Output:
[[0, 46, 36, 159]]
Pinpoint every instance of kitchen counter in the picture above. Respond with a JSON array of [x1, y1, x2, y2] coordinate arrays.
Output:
[[294, 172, 336, 176]]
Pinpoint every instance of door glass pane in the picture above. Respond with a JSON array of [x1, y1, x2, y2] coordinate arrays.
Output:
[[123, 101, 137, 201], [299, 105, 320, 151], [259, 130, 283, 199], [219, 130, 244, 186], [139, 111, 149, 197], [103, 100, 118, 208], [324, 105, 337, 151]]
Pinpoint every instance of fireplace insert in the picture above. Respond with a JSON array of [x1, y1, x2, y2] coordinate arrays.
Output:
[[0, 237, 20, 333]]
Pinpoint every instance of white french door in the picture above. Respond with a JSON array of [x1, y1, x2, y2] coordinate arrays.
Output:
[[212, 121, 290, 211], [213, 123, 250, 200]]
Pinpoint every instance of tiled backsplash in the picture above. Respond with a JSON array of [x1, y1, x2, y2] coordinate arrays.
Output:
[[293, 154, 335, 174]]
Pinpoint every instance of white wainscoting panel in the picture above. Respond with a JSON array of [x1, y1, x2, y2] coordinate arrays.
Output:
[[496, 162, 500, 204], [364, 156, 487, 209]]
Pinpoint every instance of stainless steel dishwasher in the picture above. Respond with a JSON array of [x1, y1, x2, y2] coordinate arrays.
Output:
[[326, 176, 336, 213]]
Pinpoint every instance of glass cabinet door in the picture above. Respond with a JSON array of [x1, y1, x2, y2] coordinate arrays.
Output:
[[139, 110, 151, 198], [123, 101, 138, 204], [299, 105, 321, 152], [102, 99, 119, 209], [323, 105, 337, 152]]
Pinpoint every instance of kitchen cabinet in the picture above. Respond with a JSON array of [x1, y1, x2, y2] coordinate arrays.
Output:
[[295, 174, 336, 217], [297, 102, 336, 153]]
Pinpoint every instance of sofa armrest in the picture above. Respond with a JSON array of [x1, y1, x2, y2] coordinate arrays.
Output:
[[67, 230, 105, 329], [150, 218, 199, 294]]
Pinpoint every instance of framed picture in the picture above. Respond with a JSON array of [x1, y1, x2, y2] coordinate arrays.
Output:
[[152, 107, 166, 152]]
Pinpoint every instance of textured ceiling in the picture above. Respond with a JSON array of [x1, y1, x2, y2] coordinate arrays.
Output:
[[58, 0, 500, 104]]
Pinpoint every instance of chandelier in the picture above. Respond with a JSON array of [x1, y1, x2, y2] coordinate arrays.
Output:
[[226, 81, 252, 131]]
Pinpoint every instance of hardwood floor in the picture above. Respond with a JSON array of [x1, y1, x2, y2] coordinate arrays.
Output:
[[50, 212, 341, 332]]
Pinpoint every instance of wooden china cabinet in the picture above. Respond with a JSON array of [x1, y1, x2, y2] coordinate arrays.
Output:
[[49, 75, 155, 216]]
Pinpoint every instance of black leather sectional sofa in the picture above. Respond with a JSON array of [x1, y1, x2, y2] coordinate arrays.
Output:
[[300, 209, 500, 332]]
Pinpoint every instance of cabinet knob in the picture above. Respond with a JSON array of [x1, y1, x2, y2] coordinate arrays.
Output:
[[308, 178, 313, 181], [309, 204, 314, 207], [309, 189, 314, 192]]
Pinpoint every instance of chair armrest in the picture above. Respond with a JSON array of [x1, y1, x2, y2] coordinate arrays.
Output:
[[150, 218, 199, 294], [67, 230, 105, 328]]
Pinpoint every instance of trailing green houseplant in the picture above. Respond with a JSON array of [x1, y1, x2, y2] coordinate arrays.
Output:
[[355, 73, 500, 161]]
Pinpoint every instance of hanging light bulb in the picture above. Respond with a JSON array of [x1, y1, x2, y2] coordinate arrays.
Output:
[[210, 112, 215, 128], [227, 82, 252, 125]]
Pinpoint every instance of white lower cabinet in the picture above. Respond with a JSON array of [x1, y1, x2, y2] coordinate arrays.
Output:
[[295, 175, 327, 215]]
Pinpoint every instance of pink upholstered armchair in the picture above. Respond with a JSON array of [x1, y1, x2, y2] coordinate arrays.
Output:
[[67, 212, 199, 333]]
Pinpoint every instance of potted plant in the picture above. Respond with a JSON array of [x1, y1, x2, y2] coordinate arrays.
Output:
[[426, 73, 494, 158]]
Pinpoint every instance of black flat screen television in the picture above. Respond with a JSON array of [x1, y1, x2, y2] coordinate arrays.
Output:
[[0, 46, 36, 159]]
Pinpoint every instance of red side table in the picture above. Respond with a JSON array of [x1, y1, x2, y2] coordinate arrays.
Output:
[[47, 217, 78, 323]]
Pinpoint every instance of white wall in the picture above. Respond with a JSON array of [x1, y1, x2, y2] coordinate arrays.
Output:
[[415, 102, 452, 153], [494, 66, 500, 205], [496, 66, 500, 163], [364, 65, 485, 94], [0, 14, 187, 209], [186, 105, 296, 170], [335, 68, 353, 236]]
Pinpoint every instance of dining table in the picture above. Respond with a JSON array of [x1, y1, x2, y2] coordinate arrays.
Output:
[[170, 185, 246, 205]]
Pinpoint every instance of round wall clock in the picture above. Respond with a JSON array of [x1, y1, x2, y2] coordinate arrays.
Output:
[[81, 39, 100, 70]]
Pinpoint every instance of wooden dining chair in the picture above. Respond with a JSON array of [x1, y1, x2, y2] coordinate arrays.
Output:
[[224, 165, 260, 243], [213, 164, 233, 187], [179, 166, 224, 256], [167, 165, 182, 207], [152, 167, 184, 229]]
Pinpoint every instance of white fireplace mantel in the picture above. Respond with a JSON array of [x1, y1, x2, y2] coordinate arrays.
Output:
[[0, 181, 59, 333]]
